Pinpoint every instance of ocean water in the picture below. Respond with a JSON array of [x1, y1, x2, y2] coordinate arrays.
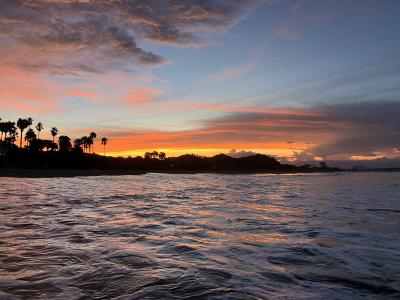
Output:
[[0, 172, 399, 299]]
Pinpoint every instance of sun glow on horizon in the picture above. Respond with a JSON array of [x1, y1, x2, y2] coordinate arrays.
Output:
[[105, 147, 303, 160]]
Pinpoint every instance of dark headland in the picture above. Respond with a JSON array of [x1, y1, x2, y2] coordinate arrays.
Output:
[[0, 148, 340, 178]]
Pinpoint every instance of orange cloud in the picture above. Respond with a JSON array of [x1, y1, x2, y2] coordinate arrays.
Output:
[[87, 106, 328, 158], [123, 87, 163, 105]]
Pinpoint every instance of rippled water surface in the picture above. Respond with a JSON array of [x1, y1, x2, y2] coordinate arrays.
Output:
[[0, 172, 399, 299]]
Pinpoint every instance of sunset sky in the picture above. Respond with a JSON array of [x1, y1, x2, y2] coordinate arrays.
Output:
[[1, 0, 400, 165]]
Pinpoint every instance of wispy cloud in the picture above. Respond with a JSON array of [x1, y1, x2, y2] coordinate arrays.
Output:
[[272, 27, 299, 40], [205, 63, 255, 82]]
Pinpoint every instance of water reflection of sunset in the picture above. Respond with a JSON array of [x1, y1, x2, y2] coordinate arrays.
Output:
[[1, 173, 399, 299]]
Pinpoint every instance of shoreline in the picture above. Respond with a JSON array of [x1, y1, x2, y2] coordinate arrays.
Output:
[[0, 168, 399, 178], [0, 169, 146, 178], [0, 168, 327, 178]]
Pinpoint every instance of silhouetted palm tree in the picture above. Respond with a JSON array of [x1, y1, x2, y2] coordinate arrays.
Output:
[[101, 137, 108, 156], [0, 121, 14, 142], [0, 121, 17, 142], [73, 138, 83, 152], [81, 136, 89, 153], [50, 127, 58, 143], [59, 135, 72, 152], [35, 122, 44, 139], [0, 120, 18, 154], [25, 128, 36, 147], [17, 117, 33, 148], [89, 132, 97, 153], [3, 122, 17, 153], [7, 122, 17, 139], [87, 138, 93, 154], [6, 132, 17, 145]]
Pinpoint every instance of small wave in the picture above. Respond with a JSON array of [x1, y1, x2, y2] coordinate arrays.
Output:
[[5, 223, 40, 229], [68, 235, 94, 244], [162, 244, 198, 254], [261, 271, 295, 284]]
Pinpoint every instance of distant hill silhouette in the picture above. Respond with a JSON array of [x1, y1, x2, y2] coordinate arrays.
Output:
[[0, 149, 338, 173]]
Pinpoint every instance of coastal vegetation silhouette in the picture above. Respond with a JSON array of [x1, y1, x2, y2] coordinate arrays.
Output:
[[0, 116, 337, 173]]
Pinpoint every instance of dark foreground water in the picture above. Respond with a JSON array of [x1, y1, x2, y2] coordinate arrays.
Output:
[[0, 172, 399, 299]]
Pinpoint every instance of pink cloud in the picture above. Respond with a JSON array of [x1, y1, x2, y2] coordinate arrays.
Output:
[[123, 87, 163, 105], [67, 89, 98, 101]]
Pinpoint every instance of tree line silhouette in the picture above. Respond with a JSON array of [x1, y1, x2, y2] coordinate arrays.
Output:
[[0, 116, 338, 172], [0, 117, 109, 156]]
